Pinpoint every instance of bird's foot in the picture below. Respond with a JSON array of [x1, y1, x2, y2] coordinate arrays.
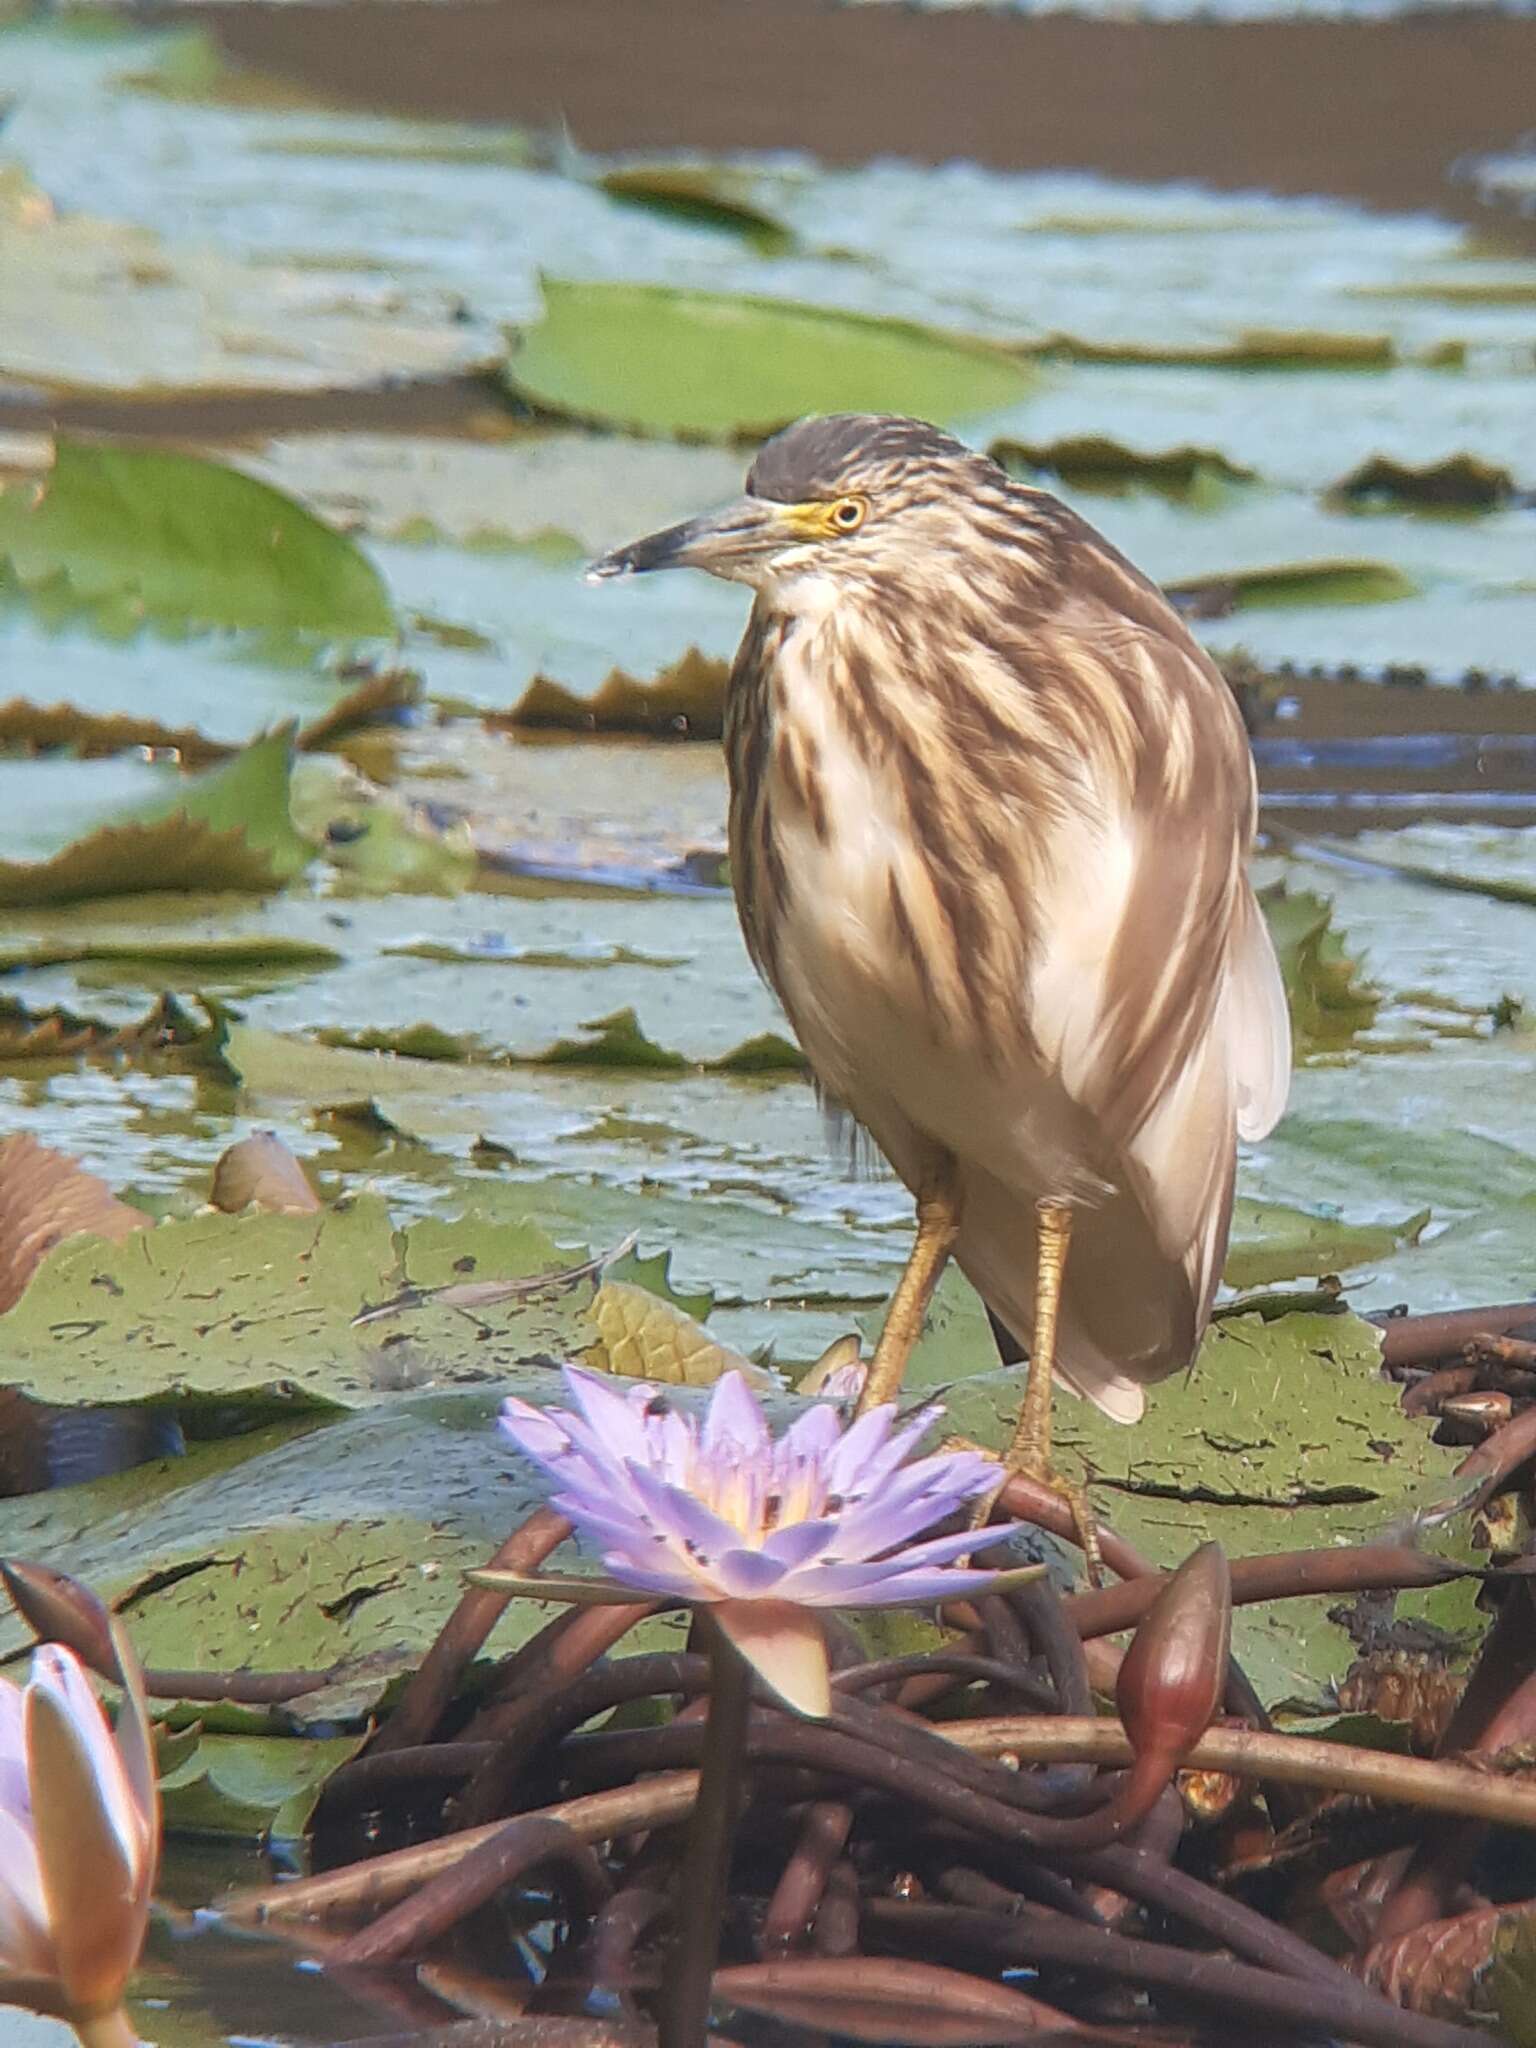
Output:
[[949, 1437, 1105, 1588]]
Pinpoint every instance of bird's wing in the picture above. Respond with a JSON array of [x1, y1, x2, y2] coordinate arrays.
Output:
[[1020, 554, 1288, 1272]]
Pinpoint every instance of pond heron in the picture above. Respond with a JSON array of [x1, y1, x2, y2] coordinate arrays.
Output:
[[590, 413, 1291, 1542]]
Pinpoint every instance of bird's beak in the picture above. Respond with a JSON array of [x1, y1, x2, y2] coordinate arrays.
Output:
[[587, 496, 804, 585]]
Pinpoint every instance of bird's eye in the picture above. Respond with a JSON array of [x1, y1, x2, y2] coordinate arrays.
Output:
[[828, 496, 866, 534]]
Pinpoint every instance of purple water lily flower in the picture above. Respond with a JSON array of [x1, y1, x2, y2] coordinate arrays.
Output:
[[495, 1368, 1031, 1716]]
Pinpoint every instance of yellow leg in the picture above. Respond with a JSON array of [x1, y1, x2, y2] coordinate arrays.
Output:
[[856, 1166, 962, 1417], [978, 1199, 1103, 1584], [1006, 1198, 1073, 1473]]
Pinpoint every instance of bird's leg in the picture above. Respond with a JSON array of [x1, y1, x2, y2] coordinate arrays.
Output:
[[1009, 1197, 1073, 1475], [856, 1165, 962, 1416], [982, 1199, 1104, 1585]]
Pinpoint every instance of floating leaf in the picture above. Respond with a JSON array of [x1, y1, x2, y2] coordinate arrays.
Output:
[[289, 757, 477, 895], [1032, 328, 1396, 369], [0, 732, 311, 907], [1258, 881, 1381, 1050], [908, 1272, 1464, 1700], [498, 648, 730, 740], [1224, 1198, 1428, 1289], [597, 162, 792, 250], [157, 1730, 366, 1844], [1167, 558, 1417, 615], [990, 433, 1255, 494], [0, 1389, 686, 1682], [0, 187, 492, 398], [0, 440, 394, 637], [0, 697, 227, 767], [0, 1131, 145, 1313], [1328, 453, 1517, 511], [0, 991, 207, 1065], [533, 1007, 689, 1072], [0, 931, 341, 974], [580, 1277, 765, 1388], [503, 279, 1036, 440]]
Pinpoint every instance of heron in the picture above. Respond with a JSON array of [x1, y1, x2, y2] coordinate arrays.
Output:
[[590, 413, 1291, 1538]]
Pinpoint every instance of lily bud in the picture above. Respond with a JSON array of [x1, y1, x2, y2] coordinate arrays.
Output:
[[1114, 1542, 1231, 1826], [0, 1613, 158, 2038], [1, 1560, 124, 1685]]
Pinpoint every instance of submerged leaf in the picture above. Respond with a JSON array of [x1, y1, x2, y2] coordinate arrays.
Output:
[[503, 279, 1036, 440], [156, 1730, 366, 1845], [1225, 1198, 1428, 1288], [0, 440, 394, 637]]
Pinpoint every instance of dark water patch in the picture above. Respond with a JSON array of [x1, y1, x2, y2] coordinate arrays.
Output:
[[177, 0, 1536, 232]]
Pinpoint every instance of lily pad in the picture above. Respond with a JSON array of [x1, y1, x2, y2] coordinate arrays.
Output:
[[1224, 1198, 1429, 1289], [0, 733, 312, 907], [597, 162, 793, 251], [1166, 558, 1417, 614], [501, 648, 730, 740], [989, 434, 1255, 495], [1328, 453, 1517, 511], [503, 279, 1037, 440], [912, 1274, 1466, 1700], [157, 1730, 366, 1843], [0, 1388, 690, 1681], [0, 440, 394, 638], [1259, 881, 1381, 1051]]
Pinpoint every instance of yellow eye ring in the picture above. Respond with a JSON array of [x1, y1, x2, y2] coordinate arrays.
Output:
[[827, 495, 867, 535]]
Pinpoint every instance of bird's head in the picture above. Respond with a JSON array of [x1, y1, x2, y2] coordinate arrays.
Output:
[[587, 413, 1010, 600]]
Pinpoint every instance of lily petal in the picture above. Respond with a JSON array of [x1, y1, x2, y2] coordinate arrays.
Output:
[[714, 1599, 831, 1718], [26, 1669, 147, 2014]]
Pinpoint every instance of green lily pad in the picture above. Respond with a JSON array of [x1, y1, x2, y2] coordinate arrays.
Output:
[[989, 434, 1255, 495], [0, 733, 311, 907], [908, 1273, 1466, 1701], [1328, 453, 1517, 511], [288, 758, 478, 895], [0, 440, 393, 638], [502, 647, 730, 740], [0, 170, 494, 398], [157, 1730, 366, 1844], [503, 278, 1037, 440], [597, 162, 793, 251], [1224, 1198, 1429, 1289], [1166, 558, 1417, 613]]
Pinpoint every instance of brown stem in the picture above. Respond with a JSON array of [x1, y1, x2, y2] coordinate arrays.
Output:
[[451, 1605, 656, 1828], [223, 1777, 700, 1926], [590, 1885, 670, 1990], [660, 1616, 752, 2048], [1066, 1543, 1467, 1639], [329, 1815, 611, 1967], [372, 1507, 572, 1754], [760, 1801, 854, 1952], [990, 1473, 1156, 1581], [1375, 1300, 1536, 1369], [864, 1896, 1489, 2048], [835, 1651, 1055, 1711], [939, 1713, 1536, 1828], [1452, 1400, 1536, 1509]]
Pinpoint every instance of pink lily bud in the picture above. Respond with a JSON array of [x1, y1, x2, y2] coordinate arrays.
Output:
[[1114, 1542, 1231, 1824], [0, 1615, 158, 2037]]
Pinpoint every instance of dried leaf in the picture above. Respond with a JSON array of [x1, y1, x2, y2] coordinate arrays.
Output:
[[1363, 1898, 1531, 2022], [1329, 453, 1516, 511], [580, 1279, 769, 1388], [0, 1133, 146, 1313]]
